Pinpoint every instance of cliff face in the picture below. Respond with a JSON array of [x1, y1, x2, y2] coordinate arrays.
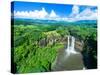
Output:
[[38, 34, 84, 52], [38, 31, 68, 47], [82, 36, 97, 69], [75, 39, 84, 52]]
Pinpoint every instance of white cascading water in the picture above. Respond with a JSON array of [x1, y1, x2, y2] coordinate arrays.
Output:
[[66, 36, 78, 56]]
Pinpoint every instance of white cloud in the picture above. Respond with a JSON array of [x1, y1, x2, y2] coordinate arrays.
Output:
[[14, 7, 49, 19], [37, 8, 48, 19], [67, 5, 97, 22], [69, 5, 79, 18], [47, 10, 60, 20], [14, 8, 60, 20], [13, 6, 97, 22], [49, 10, 58, 18], [72, 5, 79, 14], [76, 8, 97, 20]]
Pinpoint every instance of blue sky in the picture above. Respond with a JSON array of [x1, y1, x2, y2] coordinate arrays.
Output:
[[12, 1, 73, 17], [11, 1, 97, 22]]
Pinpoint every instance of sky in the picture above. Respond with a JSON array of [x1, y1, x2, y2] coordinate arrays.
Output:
[[11, 1, 97, 22]]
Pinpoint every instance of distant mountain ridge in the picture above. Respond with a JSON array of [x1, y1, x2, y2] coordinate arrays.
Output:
[[13, 18, 97, 25], [75, 20, 97, 24]]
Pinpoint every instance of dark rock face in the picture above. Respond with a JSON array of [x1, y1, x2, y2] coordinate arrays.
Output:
[[82, 36, 97, 69], [82, 52, 97, 69], [39, 35, 68, 47], [75, 40, 84, 52], [39, 38, 47, 47]]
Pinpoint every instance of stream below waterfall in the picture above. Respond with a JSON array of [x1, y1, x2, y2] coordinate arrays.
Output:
[[51, 36, 85, 71]]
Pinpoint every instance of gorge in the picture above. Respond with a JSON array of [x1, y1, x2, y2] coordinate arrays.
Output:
[[51, 35, 85, 71]]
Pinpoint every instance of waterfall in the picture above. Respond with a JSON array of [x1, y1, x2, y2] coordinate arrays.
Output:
[[66, 36, 78, 56], [71, 36, 75, 51], [67, 36, 70, 52]]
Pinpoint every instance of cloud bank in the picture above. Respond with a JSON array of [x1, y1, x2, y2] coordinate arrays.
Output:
[[13, 5, 97, 22], [70, 5, 97, 21]]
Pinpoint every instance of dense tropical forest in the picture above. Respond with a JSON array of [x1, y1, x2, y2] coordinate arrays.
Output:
[[11, 19, 97, 73]]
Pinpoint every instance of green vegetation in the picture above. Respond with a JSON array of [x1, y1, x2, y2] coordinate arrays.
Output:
[[12, 24, 65, 73], [11, 20, 97, 73]]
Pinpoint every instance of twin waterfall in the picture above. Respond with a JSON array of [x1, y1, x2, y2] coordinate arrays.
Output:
[[66, 36, 78, 56]]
